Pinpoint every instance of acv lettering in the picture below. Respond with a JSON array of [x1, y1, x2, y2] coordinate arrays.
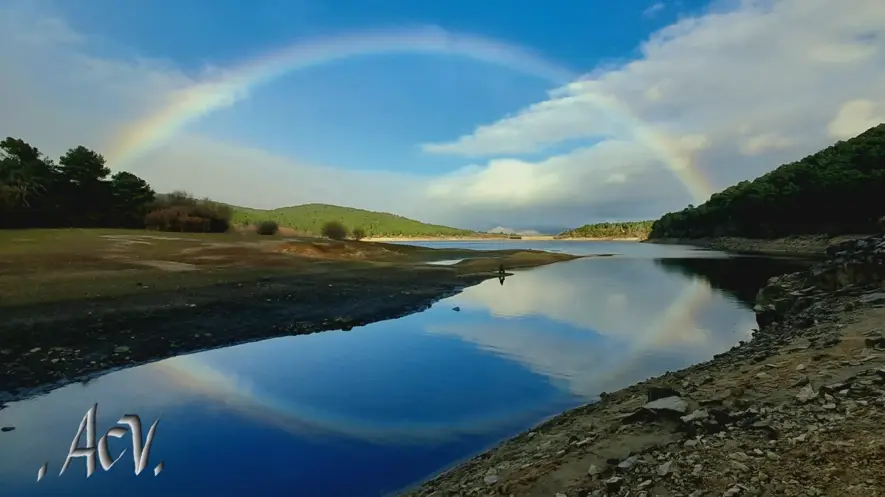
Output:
[[36, 403, 164, 481]]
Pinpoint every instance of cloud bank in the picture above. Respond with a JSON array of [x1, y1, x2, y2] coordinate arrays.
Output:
[[1, 0, 883, 229]]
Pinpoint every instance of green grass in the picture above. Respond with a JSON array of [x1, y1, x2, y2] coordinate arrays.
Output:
[[0, 228, 579, 306], [229, 203, 477, 238]]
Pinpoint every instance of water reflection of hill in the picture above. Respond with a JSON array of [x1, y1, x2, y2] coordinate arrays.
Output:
[[654, 256, 813, 307]]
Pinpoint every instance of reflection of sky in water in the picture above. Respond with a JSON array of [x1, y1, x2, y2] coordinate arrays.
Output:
[[0, 242, 788, 497]]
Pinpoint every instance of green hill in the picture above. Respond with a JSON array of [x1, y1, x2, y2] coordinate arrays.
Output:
[[649, 123, 885, 239], [230, 203, 476, 238], [557, 220, 654, 239]]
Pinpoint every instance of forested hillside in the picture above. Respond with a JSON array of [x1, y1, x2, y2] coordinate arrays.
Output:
[[557, 220, 654, 239], [230, 203, 476, 238], [649, 124, 885, 239]]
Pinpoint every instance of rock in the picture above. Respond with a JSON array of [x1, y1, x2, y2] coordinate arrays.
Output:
[[860, 292, 885, 304], [621, 395, 689, 424], [482, 474, 498, 485], [681, 409, 709, 423], [724, 486, 743, 497], [604, 476, 624, 491], [647, 385, 681, 401], [452, 306, 460, 312], [644, 396, 688, 414], [114, 346, 130, 354], [657, 460, 674, 476], [796, 384, 817, 404], [792, 375, 810, 387], [587, 464, 601, 477], [617, 455, 640, 470], [1, 426, 14, 432], [729, 451, 750, 462]]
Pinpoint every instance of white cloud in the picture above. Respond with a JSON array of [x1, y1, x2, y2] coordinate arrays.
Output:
[[421, 0, 885, 207], [427, 258, 757, 398], [739, 132, 795, 156], [827, 99, 885, 140], [2, 0, 885, 229], [643, 2, 666, 18]]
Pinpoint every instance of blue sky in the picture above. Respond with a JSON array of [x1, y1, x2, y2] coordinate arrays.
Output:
[[50, 0, 702, 175], [2, 0, 883, 230]]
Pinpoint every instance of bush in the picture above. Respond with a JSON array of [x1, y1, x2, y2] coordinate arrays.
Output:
[[351, 227, 367, 241], [144, 191, 231, 233], [321, 220, 348, 240], [256, 220, 279, 235]]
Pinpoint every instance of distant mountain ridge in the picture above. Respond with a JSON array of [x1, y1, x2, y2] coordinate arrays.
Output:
[[229, 203, 476, 238], [557, 220, 654, 239], [486, 226, 543, 236]]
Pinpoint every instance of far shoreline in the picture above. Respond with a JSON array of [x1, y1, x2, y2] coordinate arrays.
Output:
[[363, 236, 643, 242], [643, 234, 873, 258]]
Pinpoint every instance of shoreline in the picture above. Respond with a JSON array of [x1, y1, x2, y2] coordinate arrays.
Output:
[[644, 234, 873, 258], [0, 249, 583, 406], [400, 233, 885, 496], [364, 236, 642, 242]]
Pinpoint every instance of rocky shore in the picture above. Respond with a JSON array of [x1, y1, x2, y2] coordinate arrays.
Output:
[[645, 235, 869, 258], [402, 233, 885, 497]]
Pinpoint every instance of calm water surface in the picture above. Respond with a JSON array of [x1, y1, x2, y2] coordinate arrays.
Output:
[[0, 241, 810, 497]]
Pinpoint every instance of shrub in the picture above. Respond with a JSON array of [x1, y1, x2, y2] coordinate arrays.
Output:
[[321, 220, 348, 240], [351, 227, 367, 241], [256, 220, 279, 236], [144, 191, 231, 233]]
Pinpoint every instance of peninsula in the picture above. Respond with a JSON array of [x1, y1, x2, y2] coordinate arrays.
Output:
[[0, 136, 586, 406]]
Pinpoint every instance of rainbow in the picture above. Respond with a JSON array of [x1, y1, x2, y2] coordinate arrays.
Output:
[[107, 26, 714, 204]]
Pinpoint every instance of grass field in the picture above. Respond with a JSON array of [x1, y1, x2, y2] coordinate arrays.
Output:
[[0, 229, 580, 307]]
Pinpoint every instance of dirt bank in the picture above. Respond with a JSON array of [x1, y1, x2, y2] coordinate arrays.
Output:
[[645, 235, 871, 258], [401, 234, 885, 497], [0, 229, 585, 406]]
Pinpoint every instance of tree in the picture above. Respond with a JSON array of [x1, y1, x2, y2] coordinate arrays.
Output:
[[321, 220, 348, 240], [0, 137, 58, 227], [351, 227, 366, 241], [57, 146, 112, 226], [109, 172, 155, 228]]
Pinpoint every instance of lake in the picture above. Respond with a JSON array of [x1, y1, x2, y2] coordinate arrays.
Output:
[[0, 241, 812, 497]]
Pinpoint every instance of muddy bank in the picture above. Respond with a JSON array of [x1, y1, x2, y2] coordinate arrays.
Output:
[[0, 252, 582, 407], [644, 234, 871, 258], [401, 234, 885, 497]]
